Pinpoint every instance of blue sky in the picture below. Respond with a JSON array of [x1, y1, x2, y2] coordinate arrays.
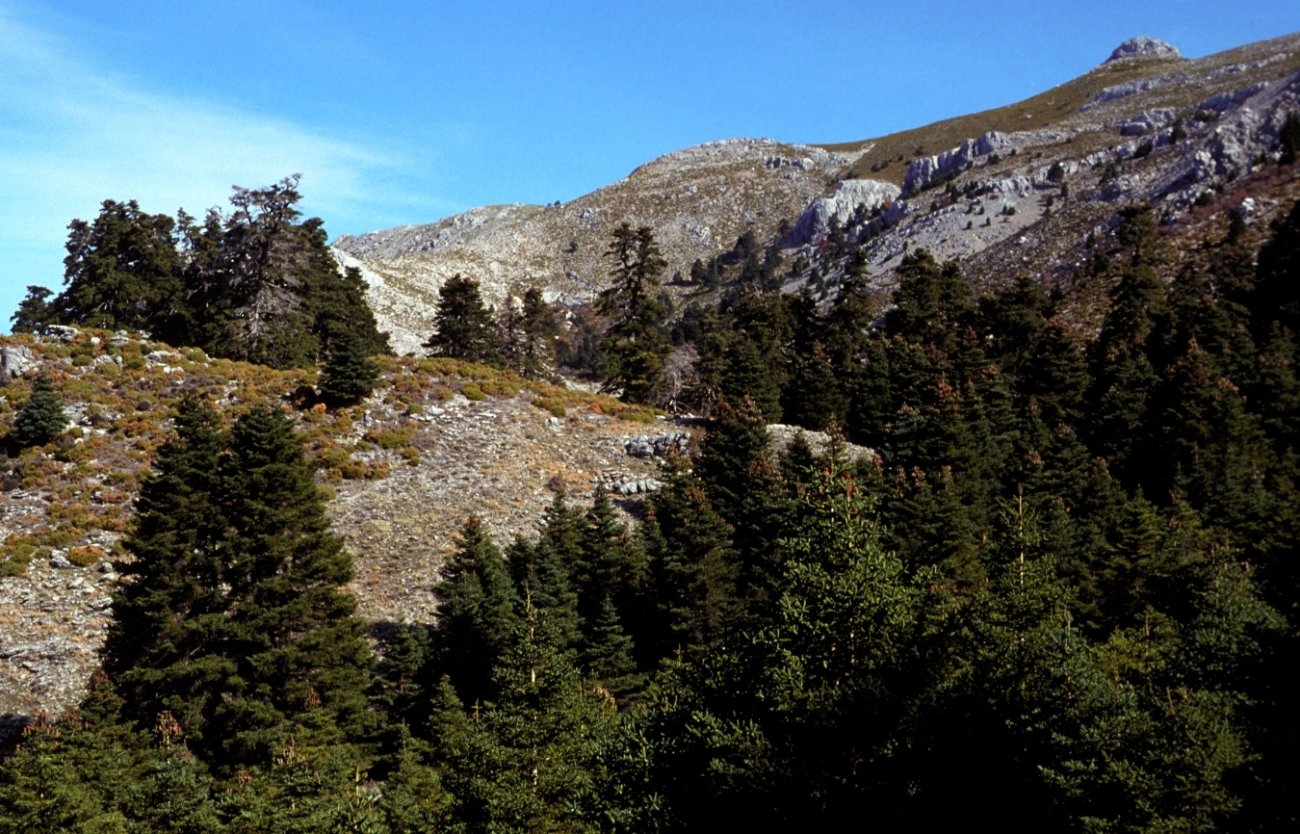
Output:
[[1, 0, 1296, 325]]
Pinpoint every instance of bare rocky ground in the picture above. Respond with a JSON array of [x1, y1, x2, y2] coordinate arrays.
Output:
[[0, 344, 680, 728], [329, 390, 677, 627]]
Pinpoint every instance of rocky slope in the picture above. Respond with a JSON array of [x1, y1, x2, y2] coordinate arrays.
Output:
[[5, 29, 1300, 734], [0, 331, 873, 727], [0, 333, 672, 722], [337, 33, 1300, 349], [334, 139, 864, 353]]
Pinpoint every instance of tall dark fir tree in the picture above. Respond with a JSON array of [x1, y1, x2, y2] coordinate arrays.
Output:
[[425, 274, 498, 363], [597, 223, 671, 403], [97, 398, 375, 767]]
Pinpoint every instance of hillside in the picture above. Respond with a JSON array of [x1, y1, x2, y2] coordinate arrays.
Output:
[[3, 29, 1300, 831], [5, 29, 1299, 726], [338, 33, 1300, 352], [0, 332, 678, 720]]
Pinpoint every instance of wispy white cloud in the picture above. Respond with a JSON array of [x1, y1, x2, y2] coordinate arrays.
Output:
[[0, 6, 442, 319]]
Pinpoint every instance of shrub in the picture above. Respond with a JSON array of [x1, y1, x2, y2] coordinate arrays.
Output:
[[67, 545, 104, 567]]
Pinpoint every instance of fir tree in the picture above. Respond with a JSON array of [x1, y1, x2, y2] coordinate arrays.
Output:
[[424, 274, 498, 363], [7, 372, 68, 450], [169, 403, 375, 766], [316, 329, 380, 408], [102, 395, 232, 744], [694, 396, 792, 621], [56, 198, 184, 337], [576, 486, 647, 633], [579, 593, 645, 701], [597, 223, 671, 403], [9, 285, 53, 334], [641, 469, 740, 659], [467, 600, 612, 834], [517, 286, 558, 380], [432, 516, 520, 706]]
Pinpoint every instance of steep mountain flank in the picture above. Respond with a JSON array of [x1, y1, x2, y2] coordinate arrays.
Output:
[[334, 139, 863, 353], [338, 33, 1300, 352]]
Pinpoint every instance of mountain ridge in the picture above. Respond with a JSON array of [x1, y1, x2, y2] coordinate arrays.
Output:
[[336, 31, 1300, 354]]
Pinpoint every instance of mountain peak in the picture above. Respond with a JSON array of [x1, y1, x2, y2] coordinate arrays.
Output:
[[1105, 36, 1181, 64]]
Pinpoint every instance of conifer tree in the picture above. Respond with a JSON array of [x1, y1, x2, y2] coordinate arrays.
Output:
[[478, 600, 611, 833], [213, 404, 376, 764], [316, 329, 380, 408], [102, 395, 231, 742], [507, 534, 581, 654], [580, 593, 645, 700], [432, 516, 520, 706], [9, 285, 53, 334], [597, 222, 671, 403], [517, 286, 558, 380], [576, 486, 646, 632], [885, 250, 976, 354], [171, 176, 388, 368], [56, 198, 185, 337], [1252, 198, 1300, 341], [8, 371, 68, 449], [641, 469, 740, 659], [424, 274, 498, 363], [783, 343, 846, 431], [694, 396, 792, 618]]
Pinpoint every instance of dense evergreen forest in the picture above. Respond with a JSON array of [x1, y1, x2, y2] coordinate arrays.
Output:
[[1, 197, 1299, 833]]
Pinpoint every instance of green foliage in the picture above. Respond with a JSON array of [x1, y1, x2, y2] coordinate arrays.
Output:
[[99, 397, 375, 769], [317, 330, 380, 407], [57, 199, 185, 338], [7, 190, 1300, 832], [9, 285, 54, 334], [501, 286, 559, 380], [424, 273, 498, 363], [597, 223, 671, 403], [432, 516, 520, 706], [46, 177, 389, 369], [8, 372, 69, 449], [641, 469, 739, 660]]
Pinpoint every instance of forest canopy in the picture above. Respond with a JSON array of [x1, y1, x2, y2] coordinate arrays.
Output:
[[1, 198, 1298, 831], [11, 176, 389, 368]]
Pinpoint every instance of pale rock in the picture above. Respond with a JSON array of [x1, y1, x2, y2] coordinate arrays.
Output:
[[792, 179, 901, 243], [903, 131, 1016, 195], [1198, 81, 1271, 113], [1120, 108, 1177, 136], [1105, 37, 1181, 64], [46, 324, 79, 341], [0, 345, 37, 378]]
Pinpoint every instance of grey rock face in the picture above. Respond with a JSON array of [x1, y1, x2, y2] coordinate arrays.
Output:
[[0, 345, 37, 378], [624, 432, 691, 459], [1106, 37, 1181, 64], [1198, 81, 1272, 113], [46, 324, 79, 341], [1120, 108, 1177, 136], [793, 179, 901, 243], [903, 131, 1016, 195]]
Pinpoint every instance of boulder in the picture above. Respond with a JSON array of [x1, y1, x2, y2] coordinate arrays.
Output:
[[1120, 108, 1177, 136], [46, 324, 79, 341], [0, 345, 37, 379]]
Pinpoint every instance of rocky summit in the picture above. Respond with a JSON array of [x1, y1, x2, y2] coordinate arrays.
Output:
[[1106, 36, 1183, 63]]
